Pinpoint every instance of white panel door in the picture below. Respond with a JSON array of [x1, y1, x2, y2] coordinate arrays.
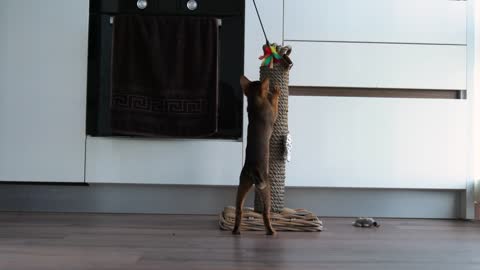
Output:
[[284, 0, 467, 45], [86, 137, 243, 185], [288, 41, 466, 90], [286, 96, 468, 189], [0, 1, 89, 182]]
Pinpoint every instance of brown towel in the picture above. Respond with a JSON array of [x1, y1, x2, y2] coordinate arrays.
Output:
[[110, 15, 219, 137]]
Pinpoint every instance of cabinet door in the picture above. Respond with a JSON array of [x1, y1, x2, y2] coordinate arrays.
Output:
[[86, 137, 243, 185], [286, 96, 468, 189], [0, 1, 89, 182], [285, 0, 466, 45], [288, 41, 466, 89]]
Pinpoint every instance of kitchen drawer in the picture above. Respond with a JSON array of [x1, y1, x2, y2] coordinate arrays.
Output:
[[285, 0, 466, 45], [288, 41, 466, 90]]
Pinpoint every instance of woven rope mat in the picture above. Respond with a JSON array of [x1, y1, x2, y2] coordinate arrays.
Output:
[[219, 206, 323, 232]]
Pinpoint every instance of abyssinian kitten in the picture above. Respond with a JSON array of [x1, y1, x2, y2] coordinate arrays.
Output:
[[232, 76, 280, 236]]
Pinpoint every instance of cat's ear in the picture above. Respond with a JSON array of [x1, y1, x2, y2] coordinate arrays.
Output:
[[240, 75, 251, 96], [260, 77, 270, 99]]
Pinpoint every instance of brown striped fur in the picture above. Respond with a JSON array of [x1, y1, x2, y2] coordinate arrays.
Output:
[[232, 76, 280, 236]]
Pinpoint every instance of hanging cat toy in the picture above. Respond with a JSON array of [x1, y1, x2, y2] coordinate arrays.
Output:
[[220, 0, 323, 232], [253, 0, 293, 70]]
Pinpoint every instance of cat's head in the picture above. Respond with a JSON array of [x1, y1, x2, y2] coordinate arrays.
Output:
[[240, 75, 279, 122]]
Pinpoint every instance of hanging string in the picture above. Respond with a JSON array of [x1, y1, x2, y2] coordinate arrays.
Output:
[[252, 0, 270, 46]]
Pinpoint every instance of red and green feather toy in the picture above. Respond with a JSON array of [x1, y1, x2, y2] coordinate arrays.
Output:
[[259, 44, 282, 68]]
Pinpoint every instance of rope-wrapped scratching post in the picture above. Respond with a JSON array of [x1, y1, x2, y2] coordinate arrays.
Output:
[[218, 44, 322, 232], [254, 45, 291, 213]]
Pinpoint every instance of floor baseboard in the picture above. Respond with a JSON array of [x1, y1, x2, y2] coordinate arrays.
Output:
[[0, 183, 462, 219]]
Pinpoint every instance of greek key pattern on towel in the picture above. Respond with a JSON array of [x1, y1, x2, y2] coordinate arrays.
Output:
[[112, 94, 210, 114]]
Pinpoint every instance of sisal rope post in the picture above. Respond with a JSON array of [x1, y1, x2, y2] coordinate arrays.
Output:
[[254, 45, 291, 213]]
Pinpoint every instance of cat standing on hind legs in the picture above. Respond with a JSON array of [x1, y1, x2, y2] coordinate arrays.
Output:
[[232, 75, 280, 236]]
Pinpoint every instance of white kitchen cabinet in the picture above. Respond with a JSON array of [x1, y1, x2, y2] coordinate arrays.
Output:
[[85, 0, 265, 185], [0, 1, 89, 182], [287, 96, 468, 189], [0, 0, 473, 193], [288, 41, 466, 89], [285, 0, 467, 45], [86, 137, 243, 185]]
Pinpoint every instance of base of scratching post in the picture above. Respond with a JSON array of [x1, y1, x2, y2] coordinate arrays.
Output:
[[219, 206, 323, 232]]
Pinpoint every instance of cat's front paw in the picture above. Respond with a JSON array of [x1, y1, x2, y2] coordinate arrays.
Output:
[[272, 86, 280, 96]]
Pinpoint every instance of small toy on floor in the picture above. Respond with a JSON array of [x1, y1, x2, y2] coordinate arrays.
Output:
[[353, 217, 380, 228]]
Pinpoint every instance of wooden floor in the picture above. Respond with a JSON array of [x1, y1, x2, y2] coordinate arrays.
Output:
[[0, 213, 479, 270]]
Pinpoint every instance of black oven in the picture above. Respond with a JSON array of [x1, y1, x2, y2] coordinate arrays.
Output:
[[87, 0, 245, 139]]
